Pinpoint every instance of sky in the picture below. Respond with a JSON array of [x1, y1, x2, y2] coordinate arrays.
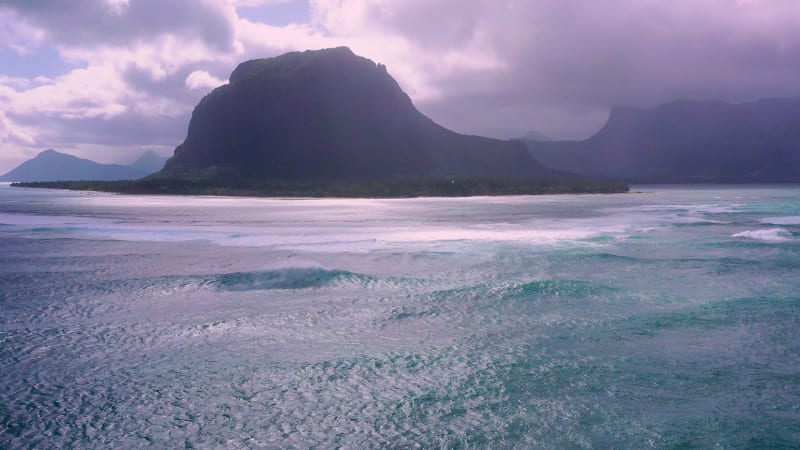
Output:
[[1, 0, 799, 172]]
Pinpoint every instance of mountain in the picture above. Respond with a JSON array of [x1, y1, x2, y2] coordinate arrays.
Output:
[[128, 150, 168, 175], [11, 49, 629, 196], [0, 150, 160, 182], [526, 98, 800, 183], [522, 129, 551, 142], [160, 47, 549, 181]]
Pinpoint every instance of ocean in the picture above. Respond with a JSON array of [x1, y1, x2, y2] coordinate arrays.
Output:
[[1, 183, 799, 448]]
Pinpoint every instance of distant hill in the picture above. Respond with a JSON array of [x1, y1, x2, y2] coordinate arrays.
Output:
[[526, 98, 800, 183], [160, 47, 551, 181], [128, 150, 169, 175], [0, 149, 167, 182], [522, 129, 551, 142]]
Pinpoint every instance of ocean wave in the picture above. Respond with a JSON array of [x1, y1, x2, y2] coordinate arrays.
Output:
[[672, 221, 721, 228], [214, 267, 363, 291], [760, 216, 800, 226], [585, 252, 645, 263], [732, 228, 792, 242], [511, 279, 613, 298]]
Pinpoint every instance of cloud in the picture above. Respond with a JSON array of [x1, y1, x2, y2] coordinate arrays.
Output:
[[1, 0, 799, 172], [232, 0, 296, 6], [185, 70, 226, 90], [0, 0, 237, 51], [0, 0, 245, 170], [304, 0, 800, 138], [0, 110, 36, 145]]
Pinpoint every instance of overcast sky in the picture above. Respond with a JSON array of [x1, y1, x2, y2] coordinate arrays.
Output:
[[1, 0, 799, 172]]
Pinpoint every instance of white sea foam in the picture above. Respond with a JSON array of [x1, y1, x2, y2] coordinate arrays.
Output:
[[3, 205, 632, 250], [760, 216, 800, 226], [5, 184, 800, 449], [732, 228, 792, 242], [620, 203, 742, 214]]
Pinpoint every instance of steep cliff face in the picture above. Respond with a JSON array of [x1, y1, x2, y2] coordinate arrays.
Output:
[[527, 98, 800, 182], [162, 47, 546, 181]]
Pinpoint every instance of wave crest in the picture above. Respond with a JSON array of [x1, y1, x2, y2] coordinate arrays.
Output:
[[732, 228, 792, 242], [760, 216, 800, 226], [215, 267, 354, 291]]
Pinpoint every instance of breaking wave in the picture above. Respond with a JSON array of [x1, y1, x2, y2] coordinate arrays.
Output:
[[732, 228, 792, 242], [214, 267, 365, 291]]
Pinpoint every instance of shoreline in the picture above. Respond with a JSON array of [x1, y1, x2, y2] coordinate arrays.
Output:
[[11, 177, 630, 199]]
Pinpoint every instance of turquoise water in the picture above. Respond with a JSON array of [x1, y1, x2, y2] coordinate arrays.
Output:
[[1, 184, 799, 448]]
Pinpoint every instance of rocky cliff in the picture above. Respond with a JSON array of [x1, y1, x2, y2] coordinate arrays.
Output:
[[160, 47, 548, 181]]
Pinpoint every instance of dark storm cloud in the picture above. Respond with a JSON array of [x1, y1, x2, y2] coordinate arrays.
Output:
[[358, 0, 800, 137], [0, 0, 236, 51]]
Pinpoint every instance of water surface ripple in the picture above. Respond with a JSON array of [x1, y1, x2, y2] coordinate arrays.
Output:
[[1, 184, 799, 448]]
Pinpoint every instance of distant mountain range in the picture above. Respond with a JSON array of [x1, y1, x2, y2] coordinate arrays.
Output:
[[0, 150, 168, 182], [525, 98, 800, 183]]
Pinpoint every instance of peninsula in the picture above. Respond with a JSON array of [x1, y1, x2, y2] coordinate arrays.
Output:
[[15, 48, 627, 197]]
